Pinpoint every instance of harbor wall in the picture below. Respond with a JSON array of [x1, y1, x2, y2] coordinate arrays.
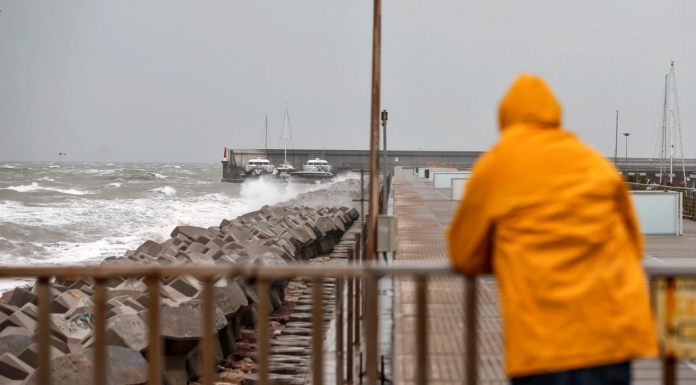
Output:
[[224, 149, 696, 187], [224, 149, 483, 178]]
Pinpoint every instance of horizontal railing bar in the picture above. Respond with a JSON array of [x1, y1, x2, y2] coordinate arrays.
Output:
[[1, 262, 695, 283], [0, 263, 458, 279], [0, 263, 693, 279]]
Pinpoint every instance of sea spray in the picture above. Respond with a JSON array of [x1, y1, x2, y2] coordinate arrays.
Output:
[[240, 177, 326, 210]]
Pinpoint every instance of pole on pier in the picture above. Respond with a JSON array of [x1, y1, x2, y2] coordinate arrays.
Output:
[[614, 111, 618, 166], [367, 0, 382, 262], [624, 132, 631, 178], [381, 110, 388, 214]]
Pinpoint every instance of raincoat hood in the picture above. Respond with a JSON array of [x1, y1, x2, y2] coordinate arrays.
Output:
[[498, 74, 562, 131]]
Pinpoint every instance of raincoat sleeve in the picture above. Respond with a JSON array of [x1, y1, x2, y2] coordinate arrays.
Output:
[[447, 154, 496, 275], [614, 178, 644, 255]]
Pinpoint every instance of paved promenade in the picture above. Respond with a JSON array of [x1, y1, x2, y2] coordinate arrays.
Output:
[[392, 167, 696, 385]]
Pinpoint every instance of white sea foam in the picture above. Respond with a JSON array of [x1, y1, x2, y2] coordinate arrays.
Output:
[[150, 186, 176, 196], [0, 165, 15, 169], [37, 177, 55, 182], [0, 192, 249, 268], [47, 165, 60, 168], [240, 177, 326, 210], [3, 182, 91, 195], [6, 182, 41, 192], [106, 183, 121, 188], [148, 172, 167, 179], [106, 163, 115, 166]]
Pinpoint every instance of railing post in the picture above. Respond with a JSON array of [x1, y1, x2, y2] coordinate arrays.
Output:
[[36, 277, 51, 385], [416, 276, 428, 385], [347, 250, 355, 384], [312, 278, 325, 385], [146, 275, 162, 385], [465, 276, 478, 385], [663, 277, 676, 385], [336, 277, 344, 385], [202, 278, 216, 385], [365, 272, 379, 385], [94, 278, 108, 385], [256, 278, 271, 385], [355, 238, 362, 349]]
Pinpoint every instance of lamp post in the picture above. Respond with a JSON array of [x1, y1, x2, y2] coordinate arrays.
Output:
[[623, 132, 631, 178], [381, 110, 388, 182]]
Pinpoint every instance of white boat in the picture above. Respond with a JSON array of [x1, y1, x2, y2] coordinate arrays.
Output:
[[277, 161, 294, 174], [303, 158, 333, 173], [276, 108, 295, 176], [289, 170, 334, 182], [244, 158, 275, 175], [243, 117, 275, 177]]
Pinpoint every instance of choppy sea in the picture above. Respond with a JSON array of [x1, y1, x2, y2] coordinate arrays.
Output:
[[0, 162, 326, 289]]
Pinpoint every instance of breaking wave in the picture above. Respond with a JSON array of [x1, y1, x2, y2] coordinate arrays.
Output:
[[3, 182, 91, 195], [150, 186, 176, 196]]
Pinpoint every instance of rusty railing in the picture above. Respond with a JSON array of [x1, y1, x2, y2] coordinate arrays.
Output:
[[0, 262, 469, 385], [3, 261, 696, 384]]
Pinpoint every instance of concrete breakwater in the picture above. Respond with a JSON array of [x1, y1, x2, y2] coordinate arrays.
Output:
[[0, 180, 363, 384]]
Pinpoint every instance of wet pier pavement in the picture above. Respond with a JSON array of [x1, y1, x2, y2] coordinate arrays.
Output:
[[392, 167, 696, 385]]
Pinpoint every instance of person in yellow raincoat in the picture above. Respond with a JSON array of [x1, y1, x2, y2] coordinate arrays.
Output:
[[447, 74, 658, 384]]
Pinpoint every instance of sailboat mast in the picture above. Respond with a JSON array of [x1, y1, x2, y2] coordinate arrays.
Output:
[[265, 116, 269, 159], [669, 71, 674, 184], [284, 109, 288, 167], [670, 61, 687, 186], [661, 75, 668, 185]]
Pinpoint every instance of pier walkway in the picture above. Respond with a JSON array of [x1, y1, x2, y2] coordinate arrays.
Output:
[[391, 167, 696, 385]]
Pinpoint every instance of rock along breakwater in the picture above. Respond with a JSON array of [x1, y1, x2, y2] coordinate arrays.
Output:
[[0, 179, 363, 385]]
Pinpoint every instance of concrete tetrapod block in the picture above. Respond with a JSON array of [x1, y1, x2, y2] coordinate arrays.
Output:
[[103, 314, 149, 352], [135, 239, 162, 258], [115, 278, 148, 292], [7, 288, 35, 309], [0, 352, 33, 381], [160, 286, 191, 303], [185, 243, 207, 254], [185, 339, 223, 381], [147, 301, 227, 356], [170, 225, 206, 240], [224, 229, 256, 244], [0, 335, 34, 357], [50, 289, 89, 314], [167, 278, 199, 298], [193, 280, 247, 318], [0, 327, 32, 339], [22, 346, 148, 385], [1, 310, 37, 332], [163, 355, 188, 385], [67, 279, 94, 292], [49, 314, 91, 345], [105, 305, 139, 319], [16, 340, 69, 369], [0, 302, 17, 317]]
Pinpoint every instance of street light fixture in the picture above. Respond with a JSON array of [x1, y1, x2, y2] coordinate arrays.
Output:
[[623, 132, 631, 177]]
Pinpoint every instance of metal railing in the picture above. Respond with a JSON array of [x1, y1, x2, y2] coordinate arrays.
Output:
[[0, 262, 468, 385], [627, 182, 696, 219], [2, 260, 696, 384]]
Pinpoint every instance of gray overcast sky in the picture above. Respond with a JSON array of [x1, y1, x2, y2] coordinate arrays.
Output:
[[0, 1, 694, 163]]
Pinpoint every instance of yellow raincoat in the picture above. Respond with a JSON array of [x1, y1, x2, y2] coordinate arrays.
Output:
[[447, 75, 658, 377]]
